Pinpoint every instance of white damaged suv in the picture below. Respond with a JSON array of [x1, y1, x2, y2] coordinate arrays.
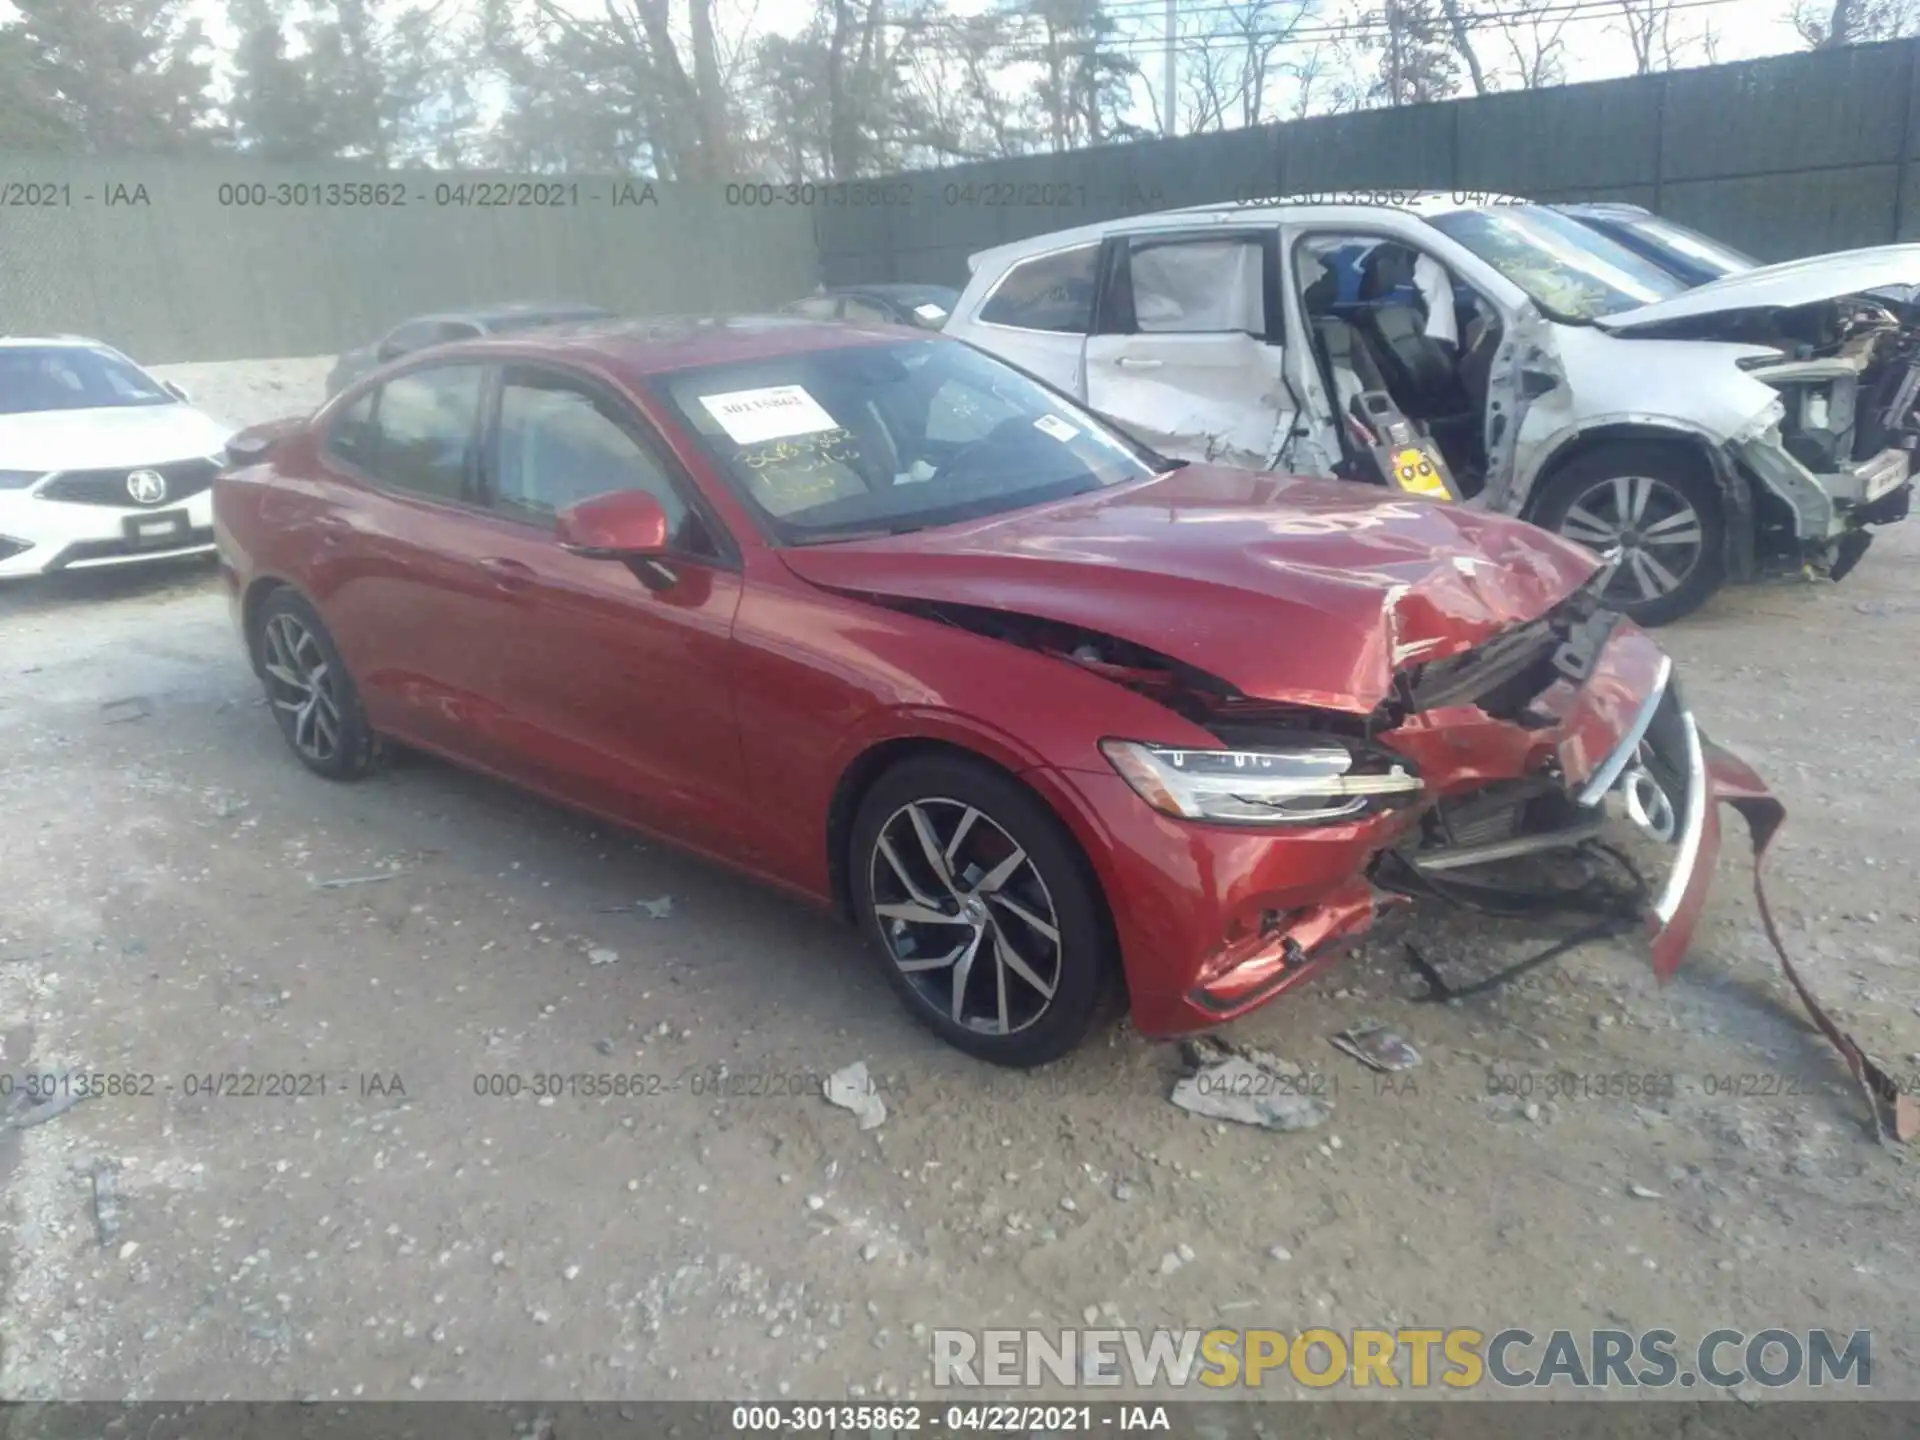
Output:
[[943, 192, 1917, 624]]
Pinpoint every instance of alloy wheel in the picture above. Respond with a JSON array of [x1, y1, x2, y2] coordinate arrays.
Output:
[[867, 798, 1064, 1036], [1556, 474, 1705, 605], [260, 612, 343, 763]]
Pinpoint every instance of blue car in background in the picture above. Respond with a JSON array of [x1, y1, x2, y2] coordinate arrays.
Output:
[[1556, 202, 1917, 312]]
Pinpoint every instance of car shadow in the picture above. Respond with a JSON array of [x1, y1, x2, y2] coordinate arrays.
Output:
[[0, 554, 220, 619]]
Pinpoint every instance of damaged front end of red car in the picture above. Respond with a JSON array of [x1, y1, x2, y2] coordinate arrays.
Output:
[[1174, 587, 1916, 1142]]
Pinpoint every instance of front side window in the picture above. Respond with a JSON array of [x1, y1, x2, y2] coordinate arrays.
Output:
[[364, 364, 484, 501], [0, 346, 175, 416], [978, 245, 1100, 334], [1426, 205, 1688, 320], [654, 338, 1159, 544], [491, 368, 704, 550]]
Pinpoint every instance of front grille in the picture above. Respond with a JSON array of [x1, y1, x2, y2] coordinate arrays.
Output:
[[37, 457, 219, 507], [49, 527, 215, 568]]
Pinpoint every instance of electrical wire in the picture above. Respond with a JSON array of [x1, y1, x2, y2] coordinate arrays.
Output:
[[883, 0, 1743, 42]]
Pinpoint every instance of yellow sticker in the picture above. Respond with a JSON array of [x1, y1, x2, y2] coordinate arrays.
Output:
[[1390, 446, 1450, 498]]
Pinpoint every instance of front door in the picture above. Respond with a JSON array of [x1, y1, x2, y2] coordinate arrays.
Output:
[[466, 363, 755, 858], [1083, 228, 1296, 470]]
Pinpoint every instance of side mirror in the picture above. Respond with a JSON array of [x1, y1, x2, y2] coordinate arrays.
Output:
[[163, 380, 190, 402], [556, 489, 671, 559]]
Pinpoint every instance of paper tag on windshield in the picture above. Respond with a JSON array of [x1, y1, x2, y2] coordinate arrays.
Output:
[[700, 385, 839, 445], [1033, 414, 1080, 443], [913, 303, 948, 321]]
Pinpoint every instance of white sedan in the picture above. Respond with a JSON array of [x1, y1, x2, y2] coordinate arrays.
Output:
[[0, 336, 236, 579]]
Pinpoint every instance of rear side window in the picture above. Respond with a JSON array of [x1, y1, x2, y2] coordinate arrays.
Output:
[[978, 244, 1099, 333], [326, 391, 379, 469], [355, 364, 485, 502]]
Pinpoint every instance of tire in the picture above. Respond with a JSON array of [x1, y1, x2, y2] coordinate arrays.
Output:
[[1527, 441, 1727, 627], [849, 754, 1117, 1067], [252, 588, 380, 780]]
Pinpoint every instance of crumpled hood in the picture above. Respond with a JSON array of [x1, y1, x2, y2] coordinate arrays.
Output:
[[778, 466, 1601, 714], [1596, 243, 1920, 332]]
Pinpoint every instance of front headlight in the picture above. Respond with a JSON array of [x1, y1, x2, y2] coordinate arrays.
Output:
[[1100, 739, 1424, 825], [0, 470, 47, 490]]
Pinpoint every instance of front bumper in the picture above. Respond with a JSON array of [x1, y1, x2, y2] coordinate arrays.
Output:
[[1040, 618, 1775, 1040], [0, 487, 216, 579]]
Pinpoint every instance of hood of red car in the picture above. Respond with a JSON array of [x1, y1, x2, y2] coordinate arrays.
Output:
[[778, 465, 1601, 714]]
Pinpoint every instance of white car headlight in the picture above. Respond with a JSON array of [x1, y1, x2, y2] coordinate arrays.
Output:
[[1100, 739, 1424, 825]]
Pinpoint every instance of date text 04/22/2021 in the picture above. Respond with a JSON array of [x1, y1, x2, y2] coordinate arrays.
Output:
[[727, 1403, 1170, 1431]]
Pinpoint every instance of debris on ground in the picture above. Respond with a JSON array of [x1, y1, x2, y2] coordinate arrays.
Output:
[[1329, 1020, 1422, 1073], [823, 1061, 888, 1131], [1627, 1182, 1663, 1200], [100, 697, 152, 725], [5, 1072, 94, 1131], [1169, 1037, 1332, 1133], [90, 1162, 123, 1246], [595, 895, 676, 918], [311, 870, 409, 890], [587, 947, 620, 966]]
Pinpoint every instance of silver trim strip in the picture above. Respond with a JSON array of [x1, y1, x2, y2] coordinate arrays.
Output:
[[1576, 653, 1673, 807], [1410, 817, 1607, 872], [1652, 707, 1708, 924]]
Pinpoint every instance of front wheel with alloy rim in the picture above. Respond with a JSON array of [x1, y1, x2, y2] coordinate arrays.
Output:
[[1528, 441, 1727, 627], [252, 589, 380, 780], [849, 755, 1117, 1067]]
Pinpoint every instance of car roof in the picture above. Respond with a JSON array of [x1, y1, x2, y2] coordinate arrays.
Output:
[[427, 313, 919, 378], [399, 301, 614, 328], [0, 334, 112, 349], [827, 283, 959, 301], [963, 189, 1530, 272], [1556, 201, 1653, 218]]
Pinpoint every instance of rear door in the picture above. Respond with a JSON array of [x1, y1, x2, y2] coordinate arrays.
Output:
[[957, 241, 1102, 396], [306, 361, 524, 766], [1082, 227, 1296, 470]]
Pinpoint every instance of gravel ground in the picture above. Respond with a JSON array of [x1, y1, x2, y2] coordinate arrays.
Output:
[[1, 358, 1916, 1407]]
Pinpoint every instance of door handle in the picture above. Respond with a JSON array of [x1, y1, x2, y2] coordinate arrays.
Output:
[[481, 556, 536, 592], [1116, 357, 1163, 370]]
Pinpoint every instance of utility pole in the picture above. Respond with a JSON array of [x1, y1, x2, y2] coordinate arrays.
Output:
[[1163, 0, 1177, 135]]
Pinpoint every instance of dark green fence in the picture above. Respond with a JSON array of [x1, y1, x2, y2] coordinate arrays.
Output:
[[816, 38, 1920, 288]]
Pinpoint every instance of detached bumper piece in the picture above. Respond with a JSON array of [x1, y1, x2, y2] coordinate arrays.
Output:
[[1380, 613, 1915, 1144]]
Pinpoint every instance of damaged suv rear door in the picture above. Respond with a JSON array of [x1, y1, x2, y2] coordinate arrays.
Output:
[[1082, 225, 1299, 470]]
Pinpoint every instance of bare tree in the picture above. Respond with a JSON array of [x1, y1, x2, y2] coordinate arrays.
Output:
[[1438, 0, 1488, 94], [1613, 0, 1715, 74], [508, 0, 738, 178], [1792, 0, 1920, 44]]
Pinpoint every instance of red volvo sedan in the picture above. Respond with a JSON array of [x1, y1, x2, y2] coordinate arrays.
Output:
[[213, 317, 1777, 1068]]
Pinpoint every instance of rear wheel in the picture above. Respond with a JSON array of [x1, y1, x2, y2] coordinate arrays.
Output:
[[849, 755, 1115, 1067], [253, 589, 379, 780], [1529, 442, 1726, 626]]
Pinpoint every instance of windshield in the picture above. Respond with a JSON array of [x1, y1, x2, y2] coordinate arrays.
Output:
[[657, 339, 1158, 544], [1427, 205, 1690, 319], [0, 346, 176, 416], [1608, 213, 1759, 280]]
